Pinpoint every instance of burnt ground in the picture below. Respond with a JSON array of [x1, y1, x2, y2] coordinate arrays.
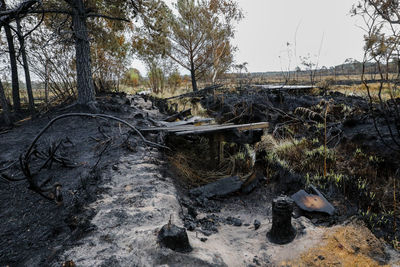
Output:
[[163, 86, 400, 250], [0, 93, 162, 266], [0, 88, 399, 266]]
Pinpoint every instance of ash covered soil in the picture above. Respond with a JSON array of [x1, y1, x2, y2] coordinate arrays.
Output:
[[0, 91, 399, 266]]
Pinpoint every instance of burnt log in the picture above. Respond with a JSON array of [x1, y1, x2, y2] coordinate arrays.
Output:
[[189, 176, 243, 199]]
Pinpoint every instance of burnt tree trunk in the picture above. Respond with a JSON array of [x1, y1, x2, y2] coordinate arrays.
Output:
[[267, 196, 296, 244], [190, 61, 198, 92], [16, 18, 35, 114], [0, 79, 11, 125], [44, 59, 49, 105], [1, 0, 21, 112], [69, 0, 95, 105]]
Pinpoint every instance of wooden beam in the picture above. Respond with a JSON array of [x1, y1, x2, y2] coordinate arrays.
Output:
[[175, 122, 269, 136]]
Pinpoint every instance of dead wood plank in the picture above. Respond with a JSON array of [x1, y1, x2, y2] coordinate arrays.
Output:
[[175, 122, 269, 135], [254, 85, 316, 90], [189, 176, 243, 199], [140, 123, 233, 132], [141, 122, 269, 136], [290, 186, 335, 215]]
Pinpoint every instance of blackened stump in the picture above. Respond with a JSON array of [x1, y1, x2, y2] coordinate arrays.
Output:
[[267, 196, 296, 244], [158, 224, 192, 253]]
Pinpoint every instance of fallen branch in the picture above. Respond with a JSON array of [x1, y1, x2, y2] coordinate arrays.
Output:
[[25, 113, 169, 161], [1, 113, 169, 203]]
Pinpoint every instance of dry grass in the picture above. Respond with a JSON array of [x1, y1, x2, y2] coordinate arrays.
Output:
[[330, 83, 400, 100], [284, 224, 391, 267], [168, 151, 236, 187], [168, 137, 255, 187]]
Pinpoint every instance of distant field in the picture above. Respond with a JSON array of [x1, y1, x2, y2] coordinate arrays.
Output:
[[2, 71, 399, 113]]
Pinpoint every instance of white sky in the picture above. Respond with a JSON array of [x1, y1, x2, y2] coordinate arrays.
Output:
[[132, 0, 365, 74]]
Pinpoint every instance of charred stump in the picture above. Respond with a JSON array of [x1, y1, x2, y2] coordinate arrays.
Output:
[[158, 224, 192, 253], [267, 196, 296, 244]]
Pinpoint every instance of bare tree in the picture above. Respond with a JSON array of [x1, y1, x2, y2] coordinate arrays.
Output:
[[353, 0, 400, 152]]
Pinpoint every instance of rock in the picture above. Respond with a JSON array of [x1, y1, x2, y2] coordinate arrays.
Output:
[[254, 219, 261, 230], [226, 217, 242, 227], [187, 206, 197, 219], [189, 176, 243, 199], [253, 256, 261, 266], [267, 196, 296, 245], [112, 164, 118, 171], [158, 224, 192, 253], [184, 220, 196, 231], [198, 215, 219, 234], [200, 237, 208, 242], [200, 229, 214, 236]]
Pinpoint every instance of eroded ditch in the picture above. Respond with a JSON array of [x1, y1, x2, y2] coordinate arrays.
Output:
[[149, 85, 400, 265]]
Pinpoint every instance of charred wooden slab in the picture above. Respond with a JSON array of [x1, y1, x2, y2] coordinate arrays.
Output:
[[291, 185, 335, 215], [189, 176, 243, 199], [141, 122, 269, 136]]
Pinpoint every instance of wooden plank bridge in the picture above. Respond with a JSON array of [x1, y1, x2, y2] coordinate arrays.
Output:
[[141, 122, 269, 136], [141, 121, 269, 167]]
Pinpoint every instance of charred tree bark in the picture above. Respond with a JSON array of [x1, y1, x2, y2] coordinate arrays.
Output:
[[0, 79, 11, 125], [267, 196, 296, 244], [0, 1, 21, 113], [69, 0, 96, 105], [190, 61, 198, 92], [44, 59, 49, 105], [1, 0, 21, 112], [16, 18, 35, 114], [5, 26, 21, 112]]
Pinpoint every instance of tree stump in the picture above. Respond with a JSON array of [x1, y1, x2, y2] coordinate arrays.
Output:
[[158, 224, 192, 253], [267, 196, 296, 244]]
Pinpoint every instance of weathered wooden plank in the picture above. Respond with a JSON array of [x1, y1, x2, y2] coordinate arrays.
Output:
[[141, 121, 269, 136], [141, 123, 224, 132], [175, 122, 269, 135], [146, 117, 213, 129], [254, 85, 315, 90], [189, 176, 243, 199]]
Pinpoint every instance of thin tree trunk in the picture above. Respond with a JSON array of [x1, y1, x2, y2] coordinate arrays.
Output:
[[70, 0, 95, 105], [16, 18, 35, 114], [190, 60, 198, 92], [0, 0, 20, 112], [44, 59, 49, 105], [0, 79, 11, 125], [4, 29, 21, 112]]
